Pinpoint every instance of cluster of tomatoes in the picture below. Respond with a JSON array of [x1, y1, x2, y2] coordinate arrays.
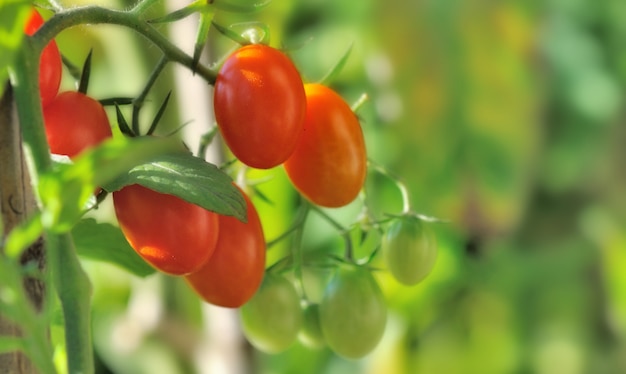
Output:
[[213, 43, 367, 207], [211, 43, 385, 358], [28, 8, 437, 360]]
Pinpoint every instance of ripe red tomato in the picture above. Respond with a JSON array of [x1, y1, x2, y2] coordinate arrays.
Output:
[[24, 9, 62, 108], [43, 91, 112, 158], [113, 184, 220, 276], [284, 84, 366, 207], [213, 44, 306, 169], [185, 187, 265, 307]]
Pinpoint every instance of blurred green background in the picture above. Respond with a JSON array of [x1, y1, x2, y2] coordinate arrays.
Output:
[[51, 0, 626, 373]]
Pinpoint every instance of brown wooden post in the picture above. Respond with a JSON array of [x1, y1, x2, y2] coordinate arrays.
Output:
[[0, 83, 46, 373]]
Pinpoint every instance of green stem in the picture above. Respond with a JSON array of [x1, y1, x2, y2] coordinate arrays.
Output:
[[351, 92, 369, 113], [266, 201, 309, 249], [196, 126, 218, 159], [34, 6, 218, 84], [291, 202, 310, 300], [368, 159, 412, 215], [309, 205, 354, 260], [11, 38, 94, 374], [45, 234, 93, 374]]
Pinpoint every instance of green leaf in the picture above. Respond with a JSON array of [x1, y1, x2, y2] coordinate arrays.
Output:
[[72, 218, 155, 277], [103, 152, 247, 222], [319, 42, 353, 86], [0, 0, 30, 97], [38, 137, 183, 233]]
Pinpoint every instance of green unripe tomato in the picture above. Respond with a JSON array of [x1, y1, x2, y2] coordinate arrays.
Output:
[[298, 304, 325, 349], [319, 265, 387, 359], [382, 217, 437, 286], [240, 273, 302, 353]]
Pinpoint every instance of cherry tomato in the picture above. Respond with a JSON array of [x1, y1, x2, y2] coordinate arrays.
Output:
[[24, 9, 62, 108], [240, 273, 303, 353], [213, 44, 306, 169], [382, 217, 437, 286], [185, 187, 265, 308], [319, 265, 386, 359], [43, 91, 112, 158], [113, 184, 220, 276], [298, 303, 325, 349], [284, 84, 366, 207]]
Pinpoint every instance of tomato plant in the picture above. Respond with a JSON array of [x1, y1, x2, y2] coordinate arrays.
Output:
[[319, 264, 387, 359], [185, 186, 266, 308], [2, 1, 441, 371], [213, 44, 306, 169], [112, 184, 220, 276], [240, 273, 303, 353], [284, 83, 367, 207], [382, 216, 437, 286], [43, 91, 112, 158], [23, 9, 62, 108]]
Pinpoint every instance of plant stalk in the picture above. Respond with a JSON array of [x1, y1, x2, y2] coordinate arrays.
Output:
[[10, 37, 94, 374]]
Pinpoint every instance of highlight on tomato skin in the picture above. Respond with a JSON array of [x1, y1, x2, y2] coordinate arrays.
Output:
[[213, 44, 306, 169], [113, 184, 220, 276], [24, 9, 62, 108], [284, 83, 367, 208], [43, 91, 113, 158], [185, 186, 266, 308]]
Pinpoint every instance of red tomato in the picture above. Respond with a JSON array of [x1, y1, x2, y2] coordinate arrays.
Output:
[[213, 44, 306, 169], [284, 84, 367, 207], [113, 184, 220, 276], [43, 91, 112, 158], [185, 187, 266, 308], [24, 9, 62, 108]]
